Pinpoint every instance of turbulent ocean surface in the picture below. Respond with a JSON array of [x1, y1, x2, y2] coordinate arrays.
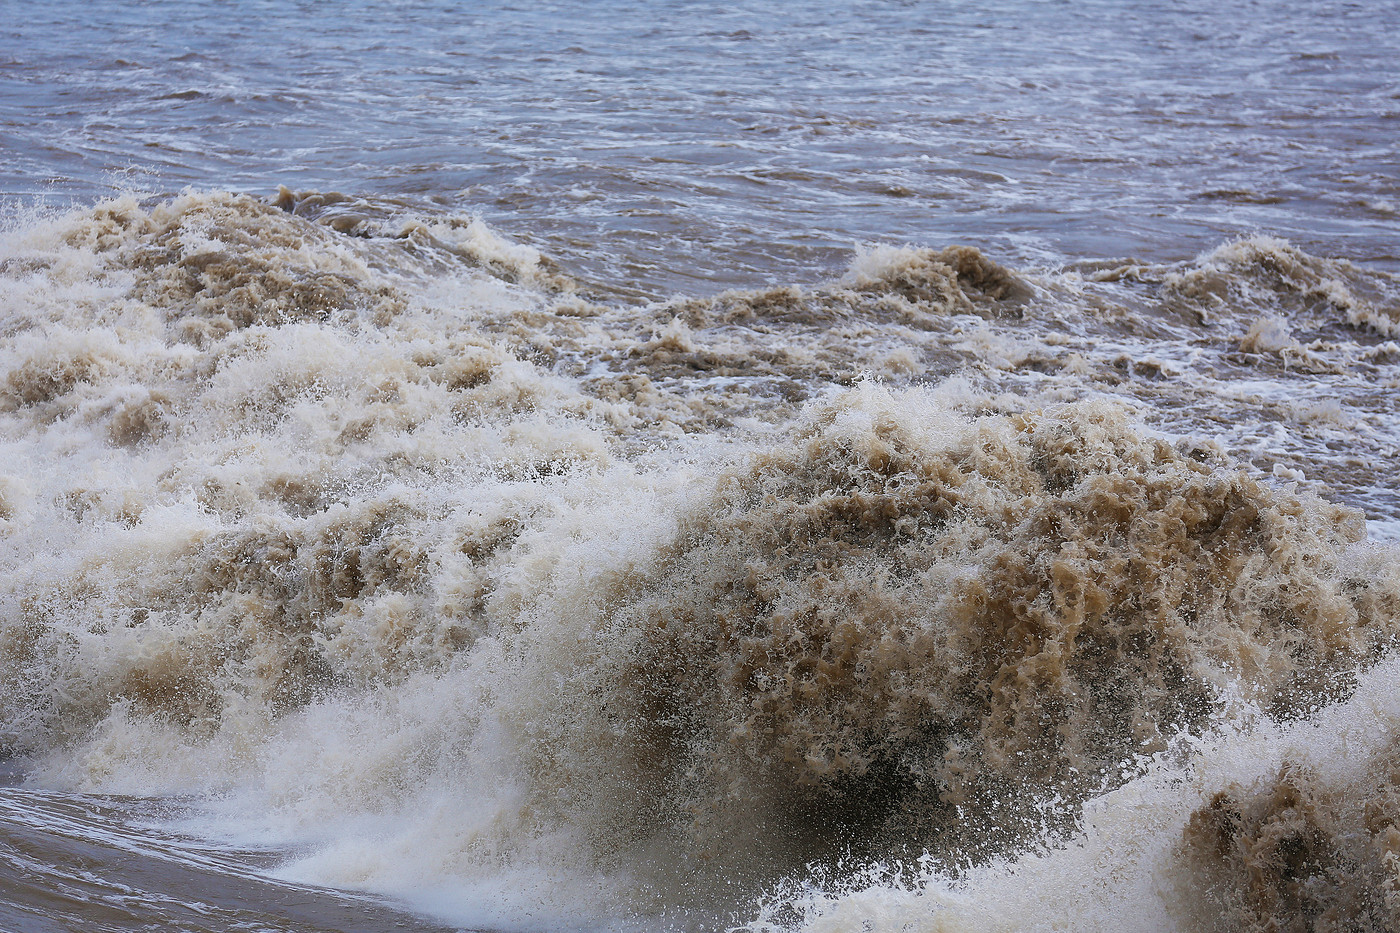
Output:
[[3, 1, 1400, 931]]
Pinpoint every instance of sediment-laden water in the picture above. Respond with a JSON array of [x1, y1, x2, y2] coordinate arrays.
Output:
[[2, 2, 1399, 931]]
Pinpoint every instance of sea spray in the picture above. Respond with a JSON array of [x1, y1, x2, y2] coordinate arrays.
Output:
[[3, 192, 1400, 930]]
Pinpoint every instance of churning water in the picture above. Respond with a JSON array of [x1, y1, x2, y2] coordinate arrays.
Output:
[[2, 1, 1400, 930]]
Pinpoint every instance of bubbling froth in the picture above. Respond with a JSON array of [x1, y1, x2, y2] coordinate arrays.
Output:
[[503, 389, 1392, 911], [2, 191, 1399, 930]]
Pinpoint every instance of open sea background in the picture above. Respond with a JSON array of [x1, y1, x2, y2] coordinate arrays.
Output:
[[2, 1, 1400, 930]]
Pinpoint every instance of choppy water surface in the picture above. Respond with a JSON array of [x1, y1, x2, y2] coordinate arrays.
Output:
[[4, 0, 1399, 294], [2, 2, 1400, 932]]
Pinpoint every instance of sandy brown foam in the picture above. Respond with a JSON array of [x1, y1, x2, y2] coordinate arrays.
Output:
[[1178, 745, 1400, 932], [3, 192, 1400, 928], [507, 392, 1395, 908]]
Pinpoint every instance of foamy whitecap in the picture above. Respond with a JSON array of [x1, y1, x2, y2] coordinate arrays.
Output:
[[3, 192, 1399, 931]]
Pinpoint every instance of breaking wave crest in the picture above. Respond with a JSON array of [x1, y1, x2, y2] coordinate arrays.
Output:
[[1179, 744, 1400, 931], [505, 391, 1395, 913], [2, 191, 1399, 930]]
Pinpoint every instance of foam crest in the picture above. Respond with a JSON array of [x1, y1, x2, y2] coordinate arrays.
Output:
[[0, 192, 619, 757], [498, 387, 1392, 910], [742, 642, 1400, 933], [3, 194, 1399, 931]]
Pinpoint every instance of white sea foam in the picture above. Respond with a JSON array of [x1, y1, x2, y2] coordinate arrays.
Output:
[[3, 194, 1400, 931]]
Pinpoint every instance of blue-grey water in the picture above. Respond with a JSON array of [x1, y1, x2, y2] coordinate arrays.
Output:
[[5, 0, 1398, 296], [2, 2, 1400, 931]]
